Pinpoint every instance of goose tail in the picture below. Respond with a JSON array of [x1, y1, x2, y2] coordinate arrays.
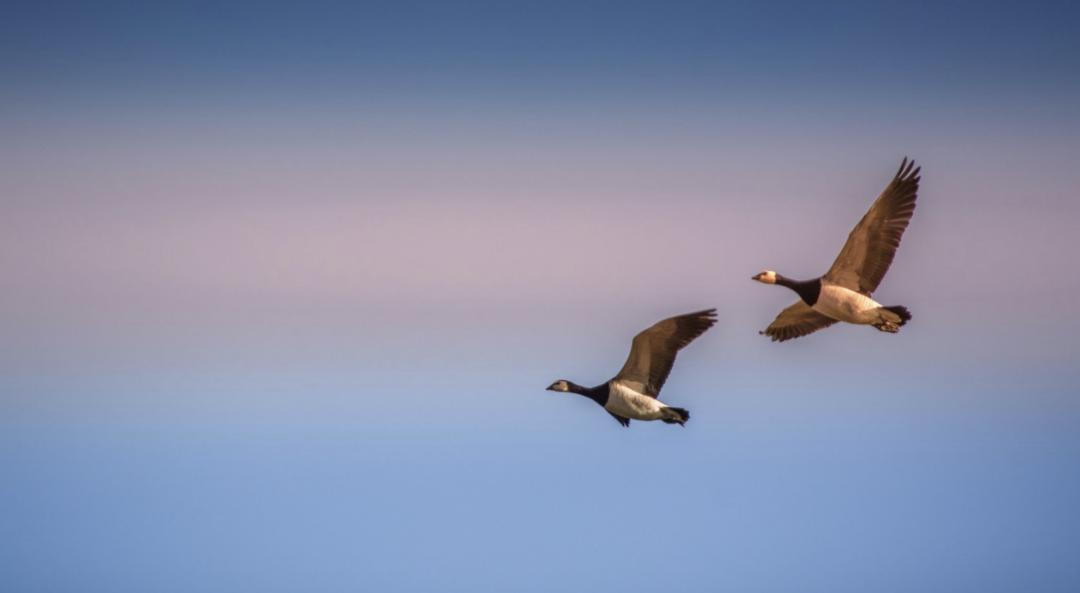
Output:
[[873, 306, 912, 333], [881, 305, 912, 325], [661, 407, 690, 426]]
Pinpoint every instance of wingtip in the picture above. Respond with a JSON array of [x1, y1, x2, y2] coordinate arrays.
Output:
[[761, 329, 788, 343], [695, 308, 719, 326], [899, 156, 918, 178]]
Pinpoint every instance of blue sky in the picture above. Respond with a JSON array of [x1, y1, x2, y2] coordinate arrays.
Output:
[[3, 1, 1080, 591]]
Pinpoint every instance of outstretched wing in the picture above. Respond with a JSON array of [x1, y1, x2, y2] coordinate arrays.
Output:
[[825, 158, 920, 294], [761, 301, 837, 342], [615, 309, 717, 397]]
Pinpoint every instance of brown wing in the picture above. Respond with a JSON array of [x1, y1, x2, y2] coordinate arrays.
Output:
[[825, 158, 920, 294], [614, 309, 717, 397], [761, 301, 838, 342]]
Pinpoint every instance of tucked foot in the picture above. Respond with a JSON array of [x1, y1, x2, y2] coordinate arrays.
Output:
[[873, 321, 901, 333], [873, 305, 911, 333]]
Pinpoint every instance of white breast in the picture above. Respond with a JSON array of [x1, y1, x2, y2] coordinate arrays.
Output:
[[605, 382, 666, 421], [814, 283, 882, 324]]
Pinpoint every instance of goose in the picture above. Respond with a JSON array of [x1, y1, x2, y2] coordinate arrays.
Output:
[[753, 158, 920, 342], [546, 309, 716, 427]]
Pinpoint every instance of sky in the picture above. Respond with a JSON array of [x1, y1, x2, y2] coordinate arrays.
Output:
[[2, 1, 1080, 591]]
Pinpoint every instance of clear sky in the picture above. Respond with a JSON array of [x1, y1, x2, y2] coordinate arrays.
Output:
[[3, 1, 1079, 591]]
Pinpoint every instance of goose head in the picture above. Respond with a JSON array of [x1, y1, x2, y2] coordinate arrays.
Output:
[[546, 380, 571, 393], [752, 270, 778, 284]]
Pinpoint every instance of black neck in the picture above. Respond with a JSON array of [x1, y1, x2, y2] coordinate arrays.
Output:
[[776, 275, 822, 306], [566, 382, 609, 406]]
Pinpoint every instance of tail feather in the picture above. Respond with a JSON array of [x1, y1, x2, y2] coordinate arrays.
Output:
[[662, 407, 690, 426]]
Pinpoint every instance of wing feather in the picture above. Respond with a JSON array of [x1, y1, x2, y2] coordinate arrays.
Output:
[[761, 301, 837, 342], [825, 158, 921, 294], [614, 309, 717, 397]]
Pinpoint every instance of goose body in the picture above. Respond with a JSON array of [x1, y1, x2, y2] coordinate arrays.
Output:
[[753, 158, 920, 341], [814, 282, 886, 324], [605, 381, 668, 421], [547, 309, 716, 427]]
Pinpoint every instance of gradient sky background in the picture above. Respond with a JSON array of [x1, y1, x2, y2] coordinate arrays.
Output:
[[3, 1, 1079, 591]]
